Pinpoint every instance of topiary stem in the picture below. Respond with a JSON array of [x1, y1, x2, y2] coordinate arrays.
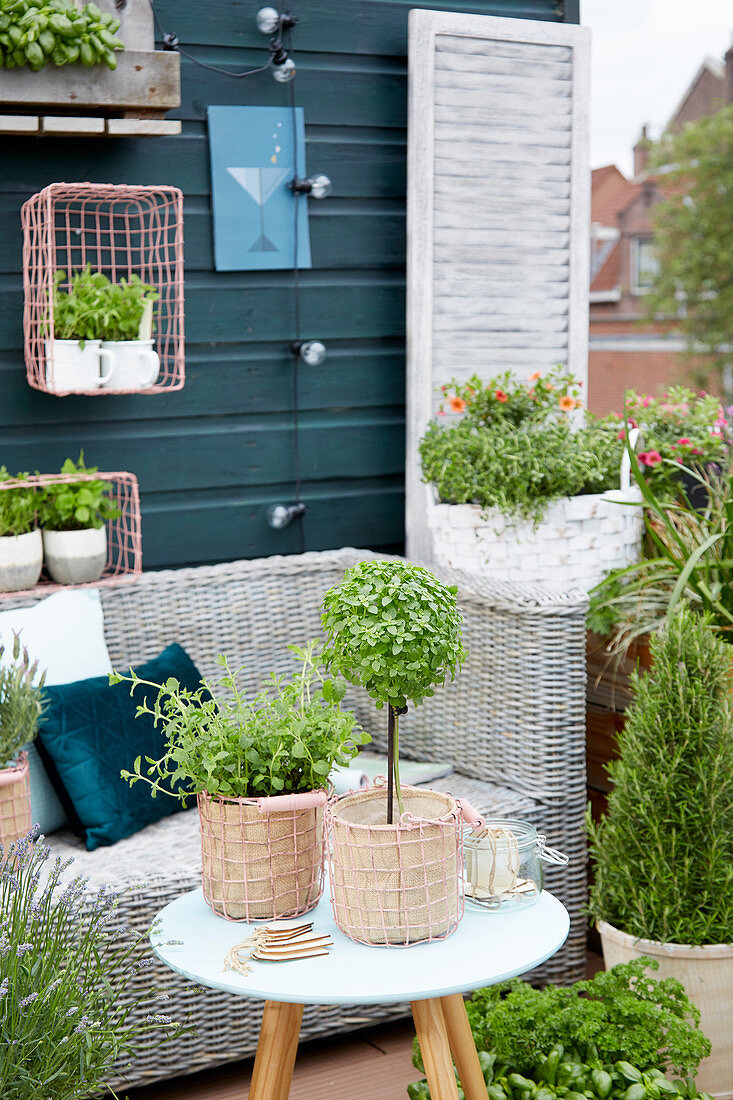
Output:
[[393, 711, 405, 818]]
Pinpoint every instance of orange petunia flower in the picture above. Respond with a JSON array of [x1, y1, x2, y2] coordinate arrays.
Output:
[[558, 395, 575, 412], [529, 371, 542, 381], [448, 395, 467, 413], [495, 390, 508, 403]]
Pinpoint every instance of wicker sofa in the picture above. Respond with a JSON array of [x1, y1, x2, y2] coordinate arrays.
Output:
[[10, 548, 588, 1089]]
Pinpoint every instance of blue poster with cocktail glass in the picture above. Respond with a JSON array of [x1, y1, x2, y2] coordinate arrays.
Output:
[[208, 105, 312, 271]]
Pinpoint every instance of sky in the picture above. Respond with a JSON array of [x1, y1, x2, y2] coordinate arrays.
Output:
[[582, 0, 732, 176]]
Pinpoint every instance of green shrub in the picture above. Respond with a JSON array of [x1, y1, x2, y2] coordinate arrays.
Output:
[[588, 606, 733, 944]]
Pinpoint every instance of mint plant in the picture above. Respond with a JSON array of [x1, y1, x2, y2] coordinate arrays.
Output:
[[38, 453, 120, 532], [0, 467, 37, 538], [116, 641, 369, 800], [0, 635, 46, 769], [321, 559, 465, 821], [588, 606, 733, 945], [50, 267, 157, 344]]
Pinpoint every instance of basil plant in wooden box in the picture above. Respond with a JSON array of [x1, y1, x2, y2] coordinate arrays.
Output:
[[116, 641, 369, 922], [321, 559, 478, 946]]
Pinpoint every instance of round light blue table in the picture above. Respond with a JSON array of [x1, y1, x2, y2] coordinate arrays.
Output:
[[153, 888, 569, 1100]]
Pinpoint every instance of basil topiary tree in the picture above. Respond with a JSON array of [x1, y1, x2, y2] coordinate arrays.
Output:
[[321, 559, 465, 823]]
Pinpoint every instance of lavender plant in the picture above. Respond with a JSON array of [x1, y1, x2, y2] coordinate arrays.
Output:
[[0, 635, 45, 770], [0, 828, 185, 1099]]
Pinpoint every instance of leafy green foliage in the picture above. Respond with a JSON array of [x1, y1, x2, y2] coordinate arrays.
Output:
[[0, 467, 37, 538], [321, 559, 465, 710], [115, 641, 369, 800], [408, 960, 712, 1100], [0, 634, 45, 768], [645, 104, 733, 384], [0, 829, 185, 1100], [0, 0, 124, 73], [37, 452, 120, 532], [588, 444, 733, 650], [419, 368, 623, 523], [588, 608, 733, 944], [51, 267, 157, 343]]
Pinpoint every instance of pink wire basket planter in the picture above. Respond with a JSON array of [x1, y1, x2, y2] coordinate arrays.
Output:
[[22, 182, 184, 396], [0, 753, 31, 850], [325, 783, 484, 947], [0, 471, 142, 601], [198, 789, 328, 922]]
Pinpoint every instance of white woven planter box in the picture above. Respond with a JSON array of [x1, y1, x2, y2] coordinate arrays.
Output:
[[426, 485, 643, 592]]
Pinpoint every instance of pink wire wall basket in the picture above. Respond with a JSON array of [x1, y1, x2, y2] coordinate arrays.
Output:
[[0, 753, 31, 850], [198, 789, 328, 922], [22, 182, 184, 396], [0, 471, 142, 601], [325, 783, 484, 947]]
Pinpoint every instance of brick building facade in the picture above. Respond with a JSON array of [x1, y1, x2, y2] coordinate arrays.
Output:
[[588, 50, 732, 415]]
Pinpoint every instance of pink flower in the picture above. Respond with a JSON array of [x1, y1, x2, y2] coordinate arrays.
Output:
[[714, 417, 727, 428], [690, 447, 703, 455], [677, 437, 691, 446], [617, 430, 626, 441], [642, 396, 653, 408], [638, 450, 662, 467]]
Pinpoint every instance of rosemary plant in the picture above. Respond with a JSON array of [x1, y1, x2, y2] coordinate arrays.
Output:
[[588, 606, 733, 945], [0, 635, 45, 769]]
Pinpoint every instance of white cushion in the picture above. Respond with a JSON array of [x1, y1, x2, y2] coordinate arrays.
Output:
[[0, 589, 113, 834]]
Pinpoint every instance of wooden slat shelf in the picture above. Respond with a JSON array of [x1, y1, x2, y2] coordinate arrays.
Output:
[[0, 114, 182, 137]]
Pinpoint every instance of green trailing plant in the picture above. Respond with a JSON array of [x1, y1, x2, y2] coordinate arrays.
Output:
[[50, 268, 157, 344], [0, 828, 185, 1100], [0, 467, 37, 538], [321, 559, 465, 820], [116, 640, 369, 800], [408, 959, 712, 1100], [588, 443, 733, 653], [37, 452, 120, 532], [419, 368, 623, 523], [0, 0, 124, 73], [588, 607, 733, 945], [0, 635, 45, 769]]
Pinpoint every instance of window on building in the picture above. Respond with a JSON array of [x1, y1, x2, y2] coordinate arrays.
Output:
[[632, 237, 660, 293]]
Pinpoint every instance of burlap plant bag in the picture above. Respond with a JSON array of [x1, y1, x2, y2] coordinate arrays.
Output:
[[0, 752, 31, 849], [326, 784, 464, 945], [198, 789, 327, 921]]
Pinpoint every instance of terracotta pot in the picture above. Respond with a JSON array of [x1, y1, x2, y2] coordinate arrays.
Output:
[[0, 752, 31, 848], [0, 529, 42, 593], [42, 526, 107, 584], [198, 789, 327, 921], [599, 919, 733, 1098]]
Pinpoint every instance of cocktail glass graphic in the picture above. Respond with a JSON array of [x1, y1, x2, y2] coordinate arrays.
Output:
[[227, 166, 290, 252]]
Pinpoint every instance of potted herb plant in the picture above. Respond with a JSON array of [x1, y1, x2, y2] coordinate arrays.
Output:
[[115, 641, 369, 921], [321, 559, 474, 946], [0, 466, 42, 593], [38, 452, 120, 585], [46, 267, 116, 392], [0, 828, 183, 1100], [419, 367, 642, 591], [408, 958, 712, 1100], [588, 606, 733, 1096], [99, 274, 160, 390], [0, 635, 45, 847]]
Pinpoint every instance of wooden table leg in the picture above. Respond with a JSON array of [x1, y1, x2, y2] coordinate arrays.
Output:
[[249, 1000, 303, 1100], [411, 998, 460, 1100], [440, 993, 488, 1100]]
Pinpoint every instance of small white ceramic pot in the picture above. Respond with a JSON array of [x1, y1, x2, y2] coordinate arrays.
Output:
[[99, 339, 160, 390], [0, 529, 43, 592], [44, 339, 115, 394], [42, 526, 107, 584]]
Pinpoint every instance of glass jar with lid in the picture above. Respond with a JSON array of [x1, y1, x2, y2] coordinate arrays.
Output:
[[463, 818, 568, 912]]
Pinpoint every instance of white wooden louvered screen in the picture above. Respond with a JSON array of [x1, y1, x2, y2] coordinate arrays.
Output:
[[405, 10, 590, 561]]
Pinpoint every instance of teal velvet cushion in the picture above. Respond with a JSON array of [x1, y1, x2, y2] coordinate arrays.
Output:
[[36, 643, 204, 851]]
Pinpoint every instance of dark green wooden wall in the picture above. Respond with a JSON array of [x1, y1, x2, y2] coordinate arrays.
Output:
[[0, 0, 577, 569]]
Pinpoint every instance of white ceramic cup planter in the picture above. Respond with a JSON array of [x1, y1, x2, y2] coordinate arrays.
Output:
[[599, 920, 733, 1099], [426, 430, 643, 592], [44, 339, 115, 394], [42, 526, 107, 585], [0, 529, 43, 592], [99, 339, 160, 390]]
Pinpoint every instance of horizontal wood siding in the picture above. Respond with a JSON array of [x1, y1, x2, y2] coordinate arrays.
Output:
[[0, 0, 574, 569]]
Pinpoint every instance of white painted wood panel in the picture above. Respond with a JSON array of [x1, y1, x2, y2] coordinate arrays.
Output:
[[405, 10, 590, 562]]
